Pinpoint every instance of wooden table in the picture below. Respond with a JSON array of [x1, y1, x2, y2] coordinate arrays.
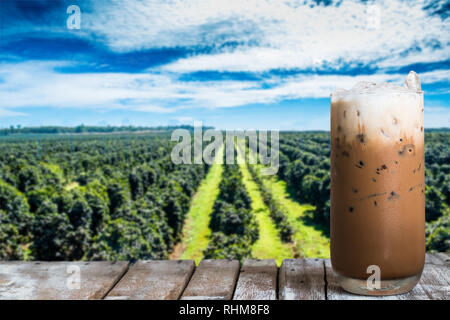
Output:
[[0, 253, 448, 300]]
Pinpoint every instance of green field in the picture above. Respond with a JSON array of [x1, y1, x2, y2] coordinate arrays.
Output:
[[171, 147, 224, 263], [237, 147, 293, 265], [261, 175, 330, 258], [174, 143, 329, 264]]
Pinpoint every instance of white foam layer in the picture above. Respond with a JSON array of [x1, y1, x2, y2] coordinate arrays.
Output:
[[330, 72, 424, 145], [332, 71, 422, 101]]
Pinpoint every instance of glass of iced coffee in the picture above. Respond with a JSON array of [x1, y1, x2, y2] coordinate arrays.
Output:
[[330, 71, 425, 295]]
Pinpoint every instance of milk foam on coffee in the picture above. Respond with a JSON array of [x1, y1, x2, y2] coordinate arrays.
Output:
[[331, 71, 424, 148], [330, 71, 425, 282]]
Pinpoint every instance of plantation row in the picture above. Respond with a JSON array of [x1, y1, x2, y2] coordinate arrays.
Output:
[[246, 163, 293, 242], [203, 156, 259, 260], [247, 139, 330, 258], [0, 134, 208, 260], [278, 132, 331, 226]]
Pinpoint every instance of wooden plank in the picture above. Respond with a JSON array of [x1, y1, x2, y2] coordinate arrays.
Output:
[[279, 259, 325, 300], [425, 253, 449, 265], [181, 259, 239, 300], [426, 252, 450, 266], [0, 261, 128, 300], [105, 260, 195, 300], [436, 252, 450, 264], [233, 259, 277, 300], [419, 262, 450, 300]]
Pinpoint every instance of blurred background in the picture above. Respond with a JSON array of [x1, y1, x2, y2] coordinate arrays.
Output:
[[0, 0, 448, 262]]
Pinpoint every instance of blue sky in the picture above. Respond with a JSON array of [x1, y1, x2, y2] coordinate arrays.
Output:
[[0, 0, 449, 130]]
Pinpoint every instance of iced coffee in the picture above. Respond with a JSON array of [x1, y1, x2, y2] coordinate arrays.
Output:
[[330, 71, 425, 295]]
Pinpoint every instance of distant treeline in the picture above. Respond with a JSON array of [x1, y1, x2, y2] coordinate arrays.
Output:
[[425, 128, 450, 132], [2, 126, 447, 136], [0, 125, 214, 136]]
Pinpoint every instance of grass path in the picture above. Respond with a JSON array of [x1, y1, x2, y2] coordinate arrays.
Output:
[[237, 146, 293, 265], [170, 147, 224, 263], [261, 174, 330, 258], [245, 145, 329, 258], [65, 182, 79, 191]]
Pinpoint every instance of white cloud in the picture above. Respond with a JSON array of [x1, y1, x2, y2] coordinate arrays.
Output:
[[0, 61, 176, 111], [0, 109, 27, 118], [82, 0, 449, 73], [1, 61, 448, 113], [0, 60, 448, 128]]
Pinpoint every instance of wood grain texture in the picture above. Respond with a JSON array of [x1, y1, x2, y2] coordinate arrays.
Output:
[[418, 262, 449, 300], [181, 259, 239, 300], [105, 260, 195, 300], [0, 261, 128, 300], [436, 252, 450, 265], [233, 259, 277, 300], [426, 252, 450, 266], [279, 258, 325, 300]]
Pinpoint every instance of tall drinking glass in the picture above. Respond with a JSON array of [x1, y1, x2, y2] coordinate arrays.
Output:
[[330, 71, 425, 295]]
